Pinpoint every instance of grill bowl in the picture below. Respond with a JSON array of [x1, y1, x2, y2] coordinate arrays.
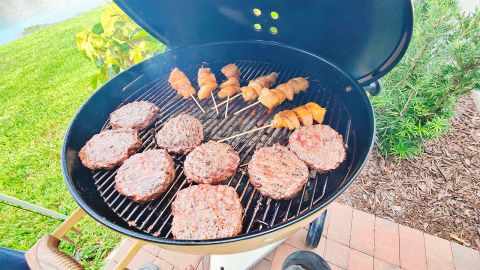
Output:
[[62, 41, 374, 253]]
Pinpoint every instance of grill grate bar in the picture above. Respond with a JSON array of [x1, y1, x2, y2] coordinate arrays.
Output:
[[236, 63, 300, 232], [122, 74, 144, 92], [152, 61, 291, 236], [243, 127, 289, 233], [293, 86, 343, 217], [91, 59, 357, 239], [121, 98, 203, 219], [261, 76, 325, 226], [124, 64, 240, 229], [97, 68, 203, 222], [139, 61, 277, 234]]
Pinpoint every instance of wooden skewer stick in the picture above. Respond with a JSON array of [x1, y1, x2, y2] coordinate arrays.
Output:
[[224, 95, 230, 118], [211, 92, 219, 115], [218, 124, 274, 143], [211, 93, 242, 110], [233, 101, 260, 115], [190, 93, 205, 114]]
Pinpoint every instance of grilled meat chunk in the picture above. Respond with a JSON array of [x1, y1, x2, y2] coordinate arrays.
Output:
[[218, 64, 241, 99], [241, 72, 278, 102], [171, 184, 243, 240], [288, 124, 346, 173], [184, 141, 240, 184], [79, 129, 141, 170], [115, 149, 175, 203], [168, 68, 196, 99], [248, 144, 309, 200], [197, 67, 218, 100], [155, 114, 204, 154], [110, 101, 160, 130]]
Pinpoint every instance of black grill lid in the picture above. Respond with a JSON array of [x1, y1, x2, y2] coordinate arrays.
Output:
[[114, 0, 413, 85]]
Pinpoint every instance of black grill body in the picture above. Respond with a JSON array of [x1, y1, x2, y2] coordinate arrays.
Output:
[[62, 41, 374, 246]]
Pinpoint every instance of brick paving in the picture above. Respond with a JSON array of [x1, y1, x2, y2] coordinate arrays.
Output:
[[104, 203, 480, 270]]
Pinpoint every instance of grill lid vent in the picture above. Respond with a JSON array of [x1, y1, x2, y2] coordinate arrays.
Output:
[[113, 0, 413, 85]]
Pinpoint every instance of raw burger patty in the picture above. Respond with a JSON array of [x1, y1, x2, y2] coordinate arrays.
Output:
[[110, 101, 160, 130], [248, 144, 309, 200], [171, 184, 243, 240], [79, 129, 141, 170], [115, 149, 175, 203], [155, 113, 204, 154], [184, 141, 240, 184], [288, 124, 346, 173]]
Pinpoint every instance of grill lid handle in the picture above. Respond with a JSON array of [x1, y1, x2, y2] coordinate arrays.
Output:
[[113, 0, 413, 85]]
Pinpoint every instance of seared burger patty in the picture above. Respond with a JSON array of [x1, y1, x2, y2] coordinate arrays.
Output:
[[110, 101, 160, 130], [155, 114, 204, 154], [248, 144, 309, 200], [184, 141, 240, 184], [288, 124, 346, 173], [79, 129, 141, 170], [115, 149, 175, 203], [171, 184, 243, 240]]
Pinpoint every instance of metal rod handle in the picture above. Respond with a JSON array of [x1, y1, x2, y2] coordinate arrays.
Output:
[[0, 192, 67, 220]]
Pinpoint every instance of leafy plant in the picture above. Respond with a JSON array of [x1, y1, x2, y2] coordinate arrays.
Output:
[[374, 0, 480, 159], [76, 4, 165, 88]]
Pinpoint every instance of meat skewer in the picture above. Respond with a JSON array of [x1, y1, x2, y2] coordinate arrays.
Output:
[[214, 64, 241, 117], [197, 67, 219, 114], [213, 71, 279, 110], [234, 77, 309, 115], [241, 72, 279, 102], [218, 64, 241, 99], [211, 92, 219, 115], [218, 102, 326, 142], [168, 68, 205, 113]]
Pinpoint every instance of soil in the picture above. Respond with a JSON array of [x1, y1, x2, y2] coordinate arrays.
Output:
[[339, 94, 480, 250]]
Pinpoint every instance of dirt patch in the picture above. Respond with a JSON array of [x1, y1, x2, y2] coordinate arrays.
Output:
[[339, 94, 480, 250]]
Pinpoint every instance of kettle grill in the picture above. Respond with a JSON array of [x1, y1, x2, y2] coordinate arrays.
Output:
[[26, 1, 413, 269]]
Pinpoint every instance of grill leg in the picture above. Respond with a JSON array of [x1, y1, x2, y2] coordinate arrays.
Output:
[[201, 255, 210, 270], [305, 210, 327, 249], [116, 239, 145, 270]]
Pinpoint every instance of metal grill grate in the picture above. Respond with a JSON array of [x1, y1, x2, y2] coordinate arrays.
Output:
[[92, 60, 355, 239]]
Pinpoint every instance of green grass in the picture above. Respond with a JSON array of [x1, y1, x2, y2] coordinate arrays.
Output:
[[0, 6, 121, 269]]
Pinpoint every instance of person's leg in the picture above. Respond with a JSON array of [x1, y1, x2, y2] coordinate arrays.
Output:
[[0, 247, 30, 270]]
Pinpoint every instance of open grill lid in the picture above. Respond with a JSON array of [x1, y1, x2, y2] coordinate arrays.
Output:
[[113, 0, 413, 85]]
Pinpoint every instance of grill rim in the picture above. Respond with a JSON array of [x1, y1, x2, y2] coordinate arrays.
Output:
[[61, 40, 375, 246]]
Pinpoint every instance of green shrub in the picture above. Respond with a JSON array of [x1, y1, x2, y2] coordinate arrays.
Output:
[[374, 0, 480, 159], [76, 4, 165, 88]]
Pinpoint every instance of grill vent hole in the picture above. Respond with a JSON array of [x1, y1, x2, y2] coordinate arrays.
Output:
[[269, 26, 278, 35], [270, 11, 279, 19], [253, 23, 262, 32], [253, 8, 261, 16]]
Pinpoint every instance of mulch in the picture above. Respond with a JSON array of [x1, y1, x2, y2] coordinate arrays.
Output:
[[339, 93, 480, 250]]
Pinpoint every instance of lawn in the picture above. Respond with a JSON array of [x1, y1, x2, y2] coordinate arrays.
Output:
[[0, 6, 120, 269]]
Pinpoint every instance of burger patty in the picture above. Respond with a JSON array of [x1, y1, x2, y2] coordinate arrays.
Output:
[[184, 141, 240, 184], [110, 101, 160, 130], [155, 114, 204, 154], [115, 149, 175, 203], [171, 184, 243, 240], [79, 129, 141, 170], [288, 124, 346, 173], [248, 144, 309, 200]]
